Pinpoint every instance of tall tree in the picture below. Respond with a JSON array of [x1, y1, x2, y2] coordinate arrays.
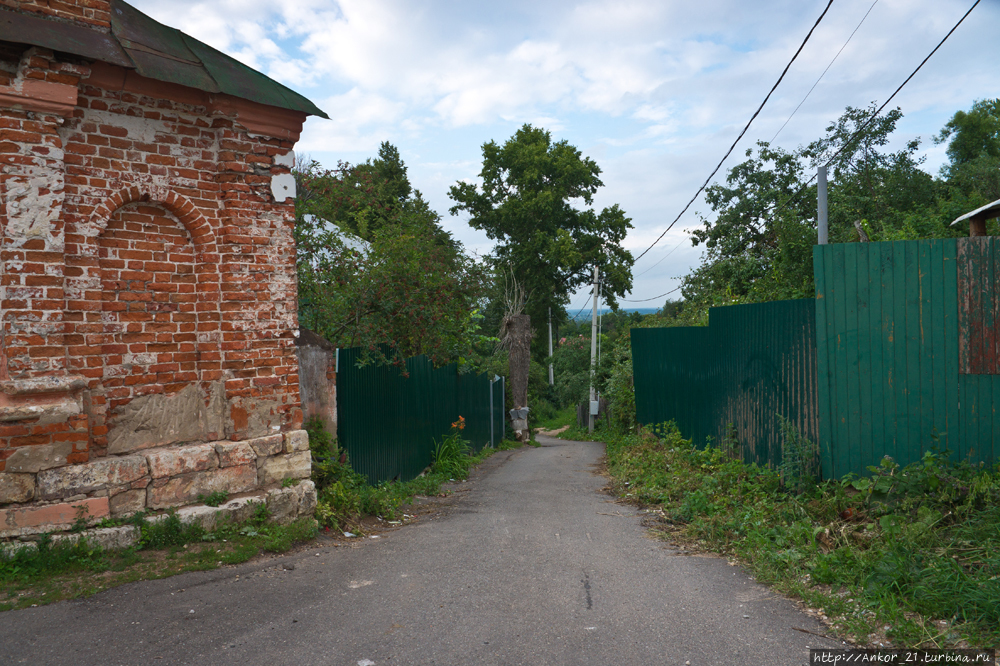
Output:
[[935, 98, 1000, 169], [294, 150, 486, 369], [684, 105, 938, 312], [448, 124, 634, 335]]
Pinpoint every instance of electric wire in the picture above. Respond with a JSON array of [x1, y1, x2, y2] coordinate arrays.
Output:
[[632, 0, 978, 299], [631, 0, 836, 266], [621, 286, 682, 303], [766, 0, 980, 223], [770, 0, 879, 144]]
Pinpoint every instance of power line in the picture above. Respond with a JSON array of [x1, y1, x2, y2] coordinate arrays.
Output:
[[767, 0, 980, 223], [621, 286, 681, 303], [635, 234, 687, 278], [770, 0, 880, 144], [631, 0, 836, 266]]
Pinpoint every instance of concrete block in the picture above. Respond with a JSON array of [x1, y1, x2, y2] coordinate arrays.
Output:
[[0, 396, 81, 423], [294, 479, 317, 517], [107, 382, 225, 454], [0, 473, 35, 504], [109, 489, 146, 517], [175, 505, 222, 532], [4, 442, 73, 473], [217, 496, 266, 525], [246, 434, 283, 458], [51, 525, 140, 551], [145, 443, 218, 479], [266, 487, 299, 524], [146, 464, 258, 510], [257, 451, 311, 487], [0, 541, 38, 558], [0, 497, 109, 537], [37, 456, 148, 500], [283, 429, 309, 453], [94, 526, 140, 550], [215, 441, 256, 468]]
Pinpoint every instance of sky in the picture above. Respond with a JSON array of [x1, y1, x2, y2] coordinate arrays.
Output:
[[132, 0, 1000, 313]]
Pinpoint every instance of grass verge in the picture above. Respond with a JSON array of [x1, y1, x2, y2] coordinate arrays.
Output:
[[601, 422, 1000, 650], [533, 405, 577, 432], [0, 505, 317, 611], [309, 417, 522, 534]]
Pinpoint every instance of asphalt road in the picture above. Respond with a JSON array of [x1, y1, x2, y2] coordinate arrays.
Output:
[[0, 434, 841, 665]]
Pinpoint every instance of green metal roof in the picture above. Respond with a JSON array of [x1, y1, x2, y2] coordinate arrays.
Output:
[[0, 0, 327, 119]]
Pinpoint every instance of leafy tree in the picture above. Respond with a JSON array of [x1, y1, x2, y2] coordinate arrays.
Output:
[[935, 98, 1000, 170], [683, 105, 940, 315], [294, 151, 487, 369], [802, 105, 935, 240], [448, 124, 634, 340]]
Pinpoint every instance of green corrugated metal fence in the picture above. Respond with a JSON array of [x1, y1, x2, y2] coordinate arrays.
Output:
[[632, 299, 818, 468], [815, 238, 1000, 478], [336, 348, 506, 483], [631, 238, 1000, 480]]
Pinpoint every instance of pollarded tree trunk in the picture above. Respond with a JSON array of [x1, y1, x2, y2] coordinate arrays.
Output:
[[504, 313, 531, 441]]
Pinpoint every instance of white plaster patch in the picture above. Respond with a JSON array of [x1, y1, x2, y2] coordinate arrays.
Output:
[[274, 150, 295, 168], [3, 166, 65, 247], [270, 172, 296, 202]]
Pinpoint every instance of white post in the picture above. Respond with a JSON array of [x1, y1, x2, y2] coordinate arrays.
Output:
[[548, 307, 554, 386], [589, 266, 599, 433], [818, 165, 828, 245]]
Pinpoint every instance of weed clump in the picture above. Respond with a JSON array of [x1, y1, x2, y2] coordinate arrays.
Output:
[[308, 416, 502, 534]]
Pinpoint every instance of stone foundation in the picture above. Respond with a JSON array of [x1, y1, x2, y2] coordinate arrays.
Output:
[[0, 480, 317, 556], [0, 429, 313, 541]]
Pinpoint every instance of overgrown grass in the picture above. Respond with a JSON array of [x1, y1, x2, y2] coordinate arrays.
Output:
[[534, 405, 577, 432], [602, 422, 1000, 650], [0, 503, 317, 611], [307, 416, 518, 533]]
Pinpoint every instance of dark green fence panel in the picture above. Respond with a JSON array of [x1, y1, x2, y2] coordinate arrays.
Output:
[[632, 299, 817, 469], [815, 238, 1000, 478], [336, 348, 505, 483]]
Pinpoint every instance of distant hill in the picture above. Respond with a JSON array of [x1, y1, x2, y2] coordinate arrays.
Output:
[[568, 307, 658, 322]]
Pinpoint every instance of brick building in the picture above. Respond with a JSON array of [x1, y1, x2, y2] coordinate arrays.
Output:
[[0, 0, 327, 539]]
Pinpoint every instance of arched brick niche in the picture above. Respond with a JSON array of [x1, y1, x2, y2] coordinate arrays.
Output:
[[65, 190, 223, 456]]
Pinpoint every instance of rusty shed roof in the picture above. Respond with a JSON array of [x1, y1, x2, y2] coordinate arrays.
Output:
[[0, 0, 328, 119]]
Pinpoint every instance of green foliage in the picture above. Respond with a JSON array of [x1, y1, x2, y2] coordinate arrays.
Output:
[[0, 507, 317, 607], [0, 535, 107, 584], [139, 511, 206, 549], [295, 146, 487, 369], [680, 103, 976, 320], [197, 491, 229, 507], [433, 417, 473, 480], [310, 415, 496, 532], [600, 422, 1000, 648], [448, 124, 634, 336], [776, 415, 820, 494], [935, 98, 1000, 169]]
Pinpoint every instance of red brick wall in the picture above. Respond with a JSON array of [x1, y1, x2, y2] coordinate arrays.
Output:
[[1, 52, 304, 465], [0, 0, 112, 31]]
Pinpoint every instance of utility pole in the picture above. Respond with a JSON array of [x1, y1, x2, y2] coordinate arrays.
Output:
[[588, 266, 599, 433], [547, 307, 554, 386], [817, 165, 828, 245]]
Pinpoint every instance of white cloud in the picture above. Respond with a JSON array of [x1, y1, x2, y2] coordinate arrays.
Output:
[[127, 0, 1000, 301]]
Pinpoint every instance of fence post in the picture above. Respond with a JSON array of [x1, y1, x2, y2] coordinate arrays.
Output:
[[501, 376, 505, 442], [489, 376, 494, 447]]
